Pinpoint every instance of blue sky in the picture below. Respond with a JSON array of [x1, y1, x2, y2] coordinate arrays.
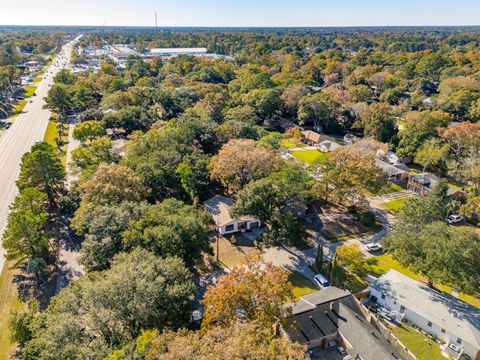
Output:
[[2, 0, 480, 27]]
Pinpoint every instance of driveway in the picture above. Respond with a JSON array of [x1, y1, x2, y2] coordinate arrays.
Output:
[[65, 120, 81, 187], [263, 246, 317, 281], [369, 190, 415, 208], [263, 205, 396, 280]]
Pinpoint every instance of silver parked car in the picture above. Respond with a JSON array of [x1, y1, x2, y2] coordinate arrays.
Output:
[[365, 243, 383, 252], [446, 215, 463, 224]]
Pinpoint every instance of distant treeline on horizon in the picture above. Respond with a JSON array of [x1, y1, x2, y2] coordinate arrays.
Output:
[[1, 25, 480, 33]]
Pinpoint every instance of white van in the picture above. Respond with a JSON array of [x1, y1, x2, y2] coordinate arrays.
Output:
[[314, 274, 331, 289]]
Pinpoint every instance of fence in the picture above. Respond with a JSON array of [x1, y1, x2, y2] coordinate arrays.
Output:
[[352, 295, 418, 360]]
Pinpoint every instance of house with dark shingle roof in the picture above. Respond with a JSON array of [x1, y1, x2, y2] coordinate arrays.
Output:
[[284, 287, 401, 360]]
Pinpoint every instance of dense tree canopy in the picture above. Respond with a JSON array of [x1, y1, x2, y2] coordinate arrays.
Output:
[[122, 198, 213, 264], [17, 142, 65, 204], [209, 139, 282, 193], [22, 249, 195, 360], [201, 258, 293, 330]]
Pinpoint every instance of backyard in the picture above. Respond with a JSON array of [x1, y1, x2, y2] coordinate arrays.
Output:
[[281, 138, 305, 149], [389, 323, 446, 360]]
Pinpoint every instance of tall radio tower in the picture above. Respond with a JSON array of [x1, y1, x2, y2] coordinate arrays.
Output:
[[155, 10, 158, 28]]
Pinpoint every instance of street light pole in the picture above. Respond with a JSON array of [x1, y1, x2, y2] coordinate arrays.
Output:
[[216, 230, 219, 263]]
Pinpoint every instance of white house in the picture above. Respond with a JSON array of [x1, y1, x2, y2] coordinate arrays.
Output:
[[370, 270, 480, 360], [204, 195, 261, 235]]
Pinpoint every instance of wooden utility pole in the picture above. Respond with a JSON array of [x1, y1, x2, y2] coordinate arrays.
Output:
[[216, 230, 220, 263]]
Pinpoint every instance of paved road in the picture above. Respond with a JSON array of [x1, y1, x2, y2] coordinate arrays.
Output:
[[262, 205, 397, 283], [0, 36, 81, 272]]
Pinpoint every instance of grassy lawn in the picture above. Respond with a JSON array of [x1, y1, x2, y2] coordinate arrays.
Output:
[[0, 263, 26, 360], [33, 76, 42, 83], [446, 177, 469, 191], [44, 119, 69, 166], [9, 100, 27, 118], [368, 254, 419, 280], [288, 272, 317, 299], [369, 183, 405, 196], [407, 165, 422, 175], [332, 267, 369, 293], [24, 85, 37, 98], [281, 138, 305, 149], [382, 198, 410, 213], [292, 149, 332, 165], [389, 323, 445, 360], [367, 254, 480, 308], [44, 120, 59, 146]]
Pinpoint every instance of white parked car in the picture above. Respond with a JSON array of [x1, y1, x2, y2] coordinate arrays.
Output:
[[365, 243, 383, 252], [314, 274, 331, 289], [446, 215, 463, 224]]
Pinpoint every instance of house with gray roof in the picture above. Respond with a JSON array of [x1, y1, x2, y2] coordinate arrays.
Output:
[[370, 270, 480, 359], [374, 159, 410, 183], [319, 139, 343, 152], [203, 195, 261, 235], [285, 287, 401, 360]]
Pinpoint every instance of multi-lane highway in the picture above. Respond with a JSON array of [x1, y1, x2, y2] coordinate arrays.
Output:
[[0, 35, 81, 272]]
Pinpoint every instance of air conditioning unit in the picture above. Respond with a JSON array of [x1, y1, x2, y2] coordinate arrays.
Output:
[[448, 343, 461, 353]]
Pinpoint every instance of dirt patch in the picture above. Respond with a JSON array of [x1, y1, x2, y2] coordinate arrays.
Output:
[[315, 202, 378, 242], [210, 234, 262, 270]]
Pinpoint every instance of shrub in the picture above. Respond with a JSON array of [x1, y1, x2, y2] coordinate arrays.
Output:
[[347, 205, 358, 214], [360, 211, 376, 227]]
